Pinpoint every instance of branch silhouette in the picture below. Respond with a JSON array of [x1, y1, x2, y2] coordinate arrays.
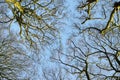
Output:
[[100, 1, 120, 35]]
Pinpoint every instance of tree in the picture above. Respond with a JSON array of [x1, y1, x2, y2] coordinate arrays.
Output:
[[77, 0, 120, 35], [53, 29, 120, 80], [1, 0, 120, 80], [0, 24, 36, 80], [50, 0, 120, 80], [0, 0, 64, 79], [0, 0, 61, 48], [0, 36, 23, 79]]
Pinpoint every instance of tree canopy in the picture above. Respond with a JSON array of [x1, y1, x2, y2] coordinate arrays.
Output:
[[0, 0, 120, 80]]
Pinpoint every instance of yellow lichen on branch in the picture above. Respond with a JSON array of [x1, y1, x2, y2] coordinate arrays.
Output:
[[14, 2, 23, 13], [101, 2, 120, 35], [5, 0, 24, 13], [100, 8, 115, 35], [6, 0, 16, 3]]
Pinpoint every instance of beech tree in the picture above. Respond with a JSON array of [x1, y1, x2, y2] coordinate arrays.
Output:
[[1, 0, 120, 80], [55, 30, 120, 80], [0, 6, 37, 79], [0, 29, 35, 80], [0, 0, 63, 79], [51, 0, 120, 80], [0, 0, 61, 48]]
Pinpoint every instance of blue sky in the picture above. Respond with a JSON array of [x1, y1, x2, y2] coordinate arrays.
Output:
[[1, 0, 120, 79], [34, 0, 80, 79]]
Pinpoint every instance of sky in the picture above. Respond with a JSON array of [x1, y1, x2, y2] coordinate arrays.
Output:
[[1, 0, 120, 79], [34, 0, 80, 79], [38, 0, 120, 79]]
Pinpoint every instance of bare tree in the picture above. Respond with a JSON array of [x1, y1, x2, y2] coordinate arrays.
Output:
[[0, 0, 62, 48], [53, 27, 120, 80], [0, 25, 36, 80], [76, 0, 120, 35], [49, 1, 120, 78]]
